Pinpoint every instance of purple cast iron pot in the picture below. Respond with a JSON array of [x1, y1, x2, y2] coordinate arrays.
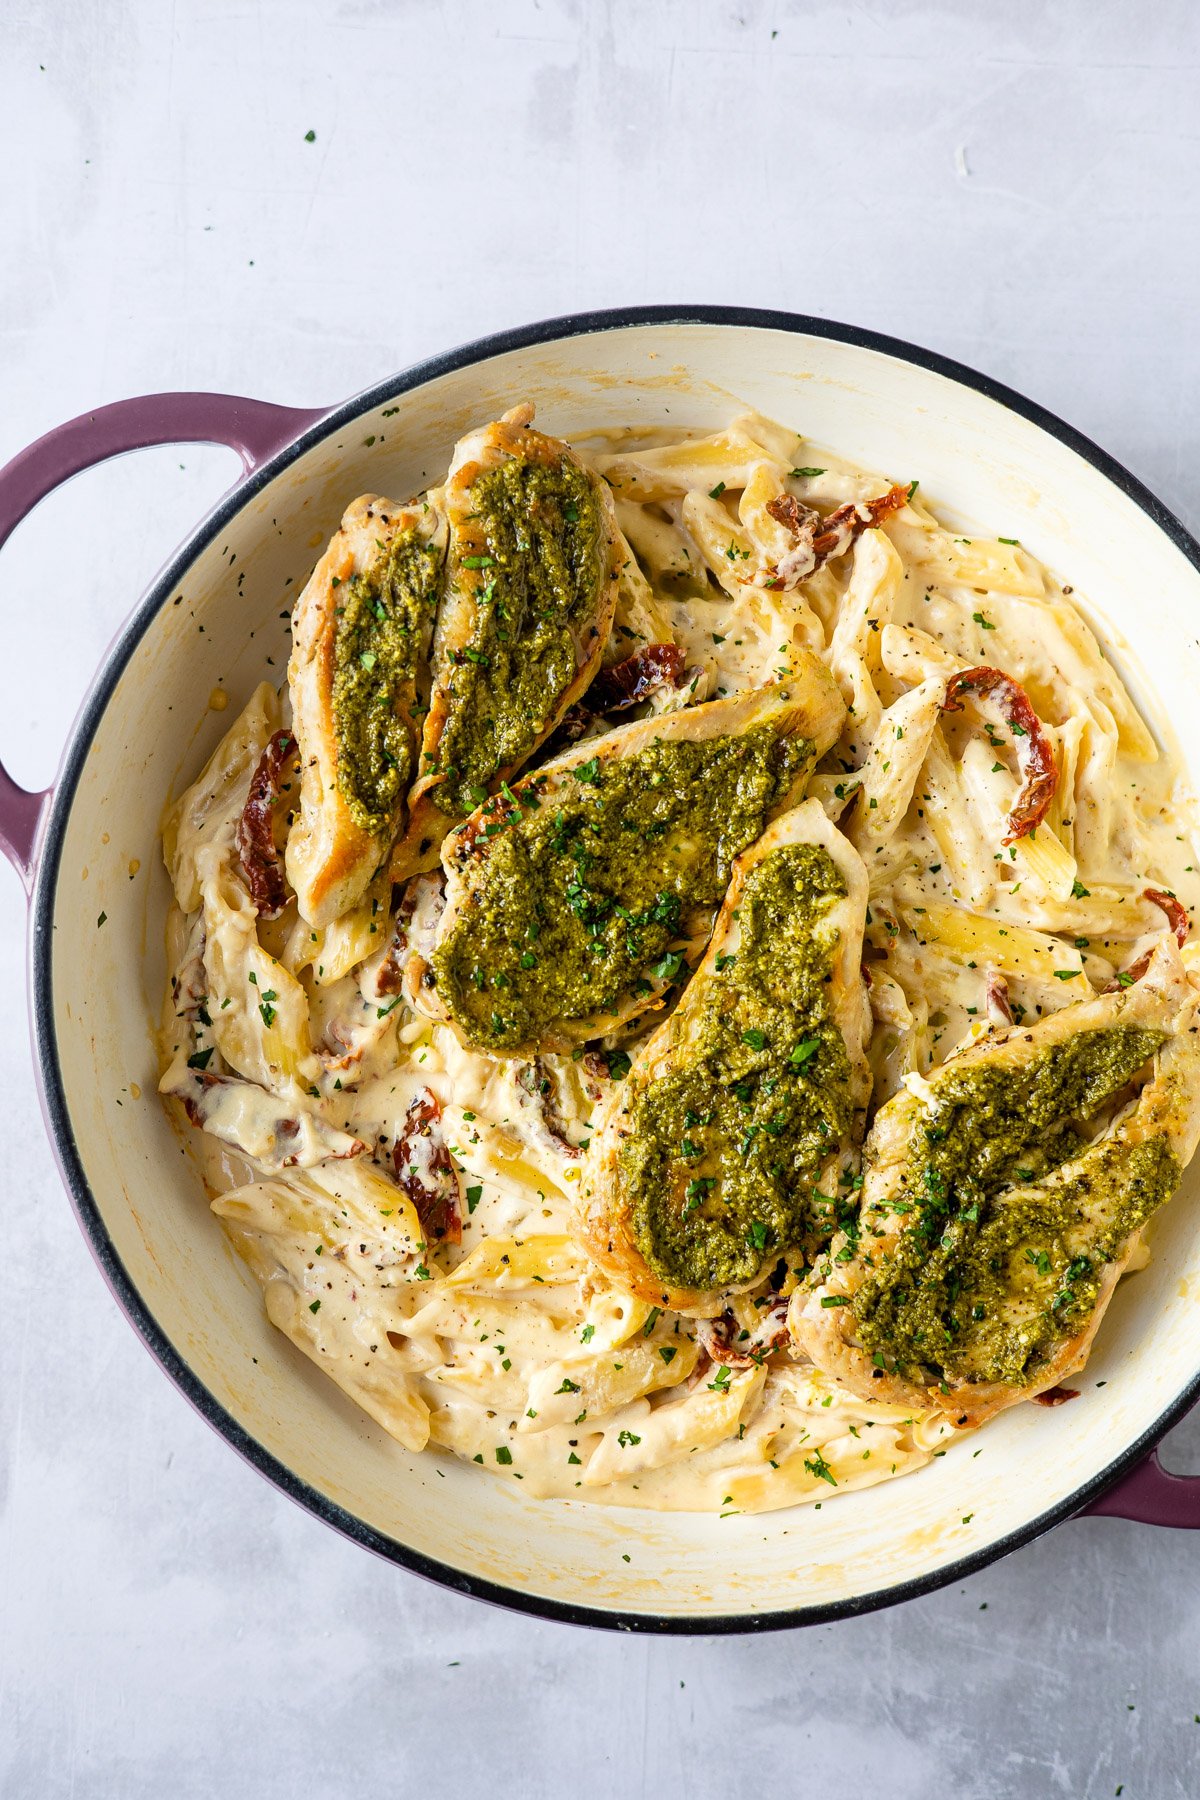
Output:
[[4, 308, 1200, 1635]]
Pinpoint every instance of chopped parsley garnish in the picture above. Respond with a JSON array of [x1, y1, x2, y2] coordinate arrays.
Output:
[[650, 949, 685, 983], [804, 1451, 837, 1486]]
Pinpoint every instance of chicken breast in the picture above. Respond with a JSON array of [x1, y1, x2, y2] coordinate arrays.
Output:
[[389, 404, 621, 881], [407, 663, 846, 1055], [796, 941, 1200, 1426], [286, 494, 446, 927], [578, 799, 872, 1316]]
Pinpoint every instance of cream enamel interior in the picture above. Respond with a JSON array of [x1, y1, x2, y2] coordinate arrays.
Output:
[[41, 321, 1200, 1622]]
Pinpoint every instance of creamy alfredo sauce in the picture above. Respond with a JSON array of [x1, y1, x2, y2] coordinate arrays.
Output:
[[159, 410, 1200, 1515]]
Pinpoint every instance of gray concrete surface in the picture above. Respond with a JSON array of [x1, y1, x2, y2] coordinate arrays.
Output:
[[3, 3, 1200, 1794]]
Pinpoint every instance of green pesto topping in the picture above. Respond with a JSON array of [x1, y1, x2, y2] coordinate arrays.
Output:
[[333, 526, 444, 836], [431, 722, 816, 1049], [432, 452, 605, 817], [850, 1024, 1173, 1385], [619, 842, 853, 1291]]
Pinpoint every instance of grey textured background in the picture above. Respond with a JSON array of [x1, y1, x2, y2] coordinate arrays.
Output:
[[3, 3, 1200, 1795]]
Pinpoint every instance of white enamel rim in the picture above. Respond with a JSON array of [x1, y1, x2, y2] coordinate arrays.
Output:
[[28, 307, 1200, 1633]]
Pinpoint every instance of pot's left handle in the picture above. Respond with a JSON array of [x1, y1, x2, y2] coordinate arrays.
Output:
[[0, 392, 327, 888]]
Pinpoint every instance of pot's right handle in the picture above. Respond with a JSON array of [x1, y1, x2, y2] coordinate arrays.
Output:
[[0, 391, 327, 888], [1078, 1448, 1200, 1525]]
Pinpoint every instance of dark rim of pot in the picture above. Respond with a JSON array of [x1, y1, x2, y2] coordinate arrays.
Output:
[[29, 304, 1200, 1635]]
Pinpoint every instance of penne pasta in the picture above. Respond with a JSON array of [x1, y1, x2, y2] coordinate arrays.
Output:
[[897, 894, 1089, 989], [886, 520, 1046, 597], [594, 429, 787, 505], [157, 404, 1200, 1516]]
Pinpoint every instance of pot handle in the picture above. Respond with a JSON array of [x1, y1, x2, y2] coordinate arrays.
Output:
[[0, 391, 327, 886], [1078, 1448, 1200, 1526]]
